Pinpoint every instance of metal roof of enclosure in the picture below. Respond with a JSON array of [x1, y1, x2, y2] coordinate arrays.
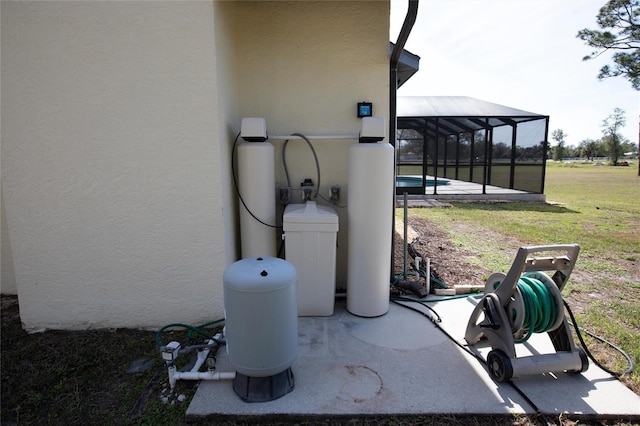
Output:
[[396, 96, 550, 197], [398, 96, 547, 136]]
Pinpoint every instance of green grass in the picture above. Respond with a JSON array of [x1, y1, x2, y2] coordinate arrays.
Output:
[[0, 298, 200, 425], [403, 161, 640, 392], [410, 163, 639, 258], [579, 299, 640, 382]]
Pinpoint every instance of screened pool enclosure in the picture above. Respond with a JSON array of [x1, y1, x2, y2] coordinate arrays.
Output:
[[396, 96, 549, 196]]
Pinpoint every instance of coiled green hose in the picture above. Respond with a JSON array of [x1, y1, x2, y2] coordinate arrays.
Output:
[[514, 273, 558, 343]]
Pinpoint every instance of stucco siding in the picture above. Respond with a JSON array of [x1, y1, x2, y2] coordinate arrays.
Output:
[[1, 1, 227, 330], [213, 2, 242, 266], [2, 185, 18, 294], [226, 1, 390, 287], [1, 0, 390, 330]]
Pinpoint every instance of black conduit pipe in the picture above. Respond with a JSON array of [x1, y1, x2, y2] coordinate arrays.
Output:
[[390, 0, 419, 281]]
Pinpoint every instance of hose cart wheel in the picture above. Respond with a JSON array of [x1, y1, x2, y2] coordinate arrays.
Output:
[[577, 347, 589, 373], [487, 350, 513, 382]]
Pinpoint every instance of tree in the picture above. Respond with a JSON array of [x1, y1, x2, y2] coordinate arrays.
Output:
[[620, 139, 638, 154], [601, 107, 627, 165], [564, 145, 579, 158], [578, 138, 603, 160], [551, 129, 567, 160], [577, 0, 640, 90]]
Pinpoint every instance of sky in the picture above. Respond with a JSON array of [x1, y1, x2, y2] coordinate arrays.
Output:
[[390, 0, 640, 147]]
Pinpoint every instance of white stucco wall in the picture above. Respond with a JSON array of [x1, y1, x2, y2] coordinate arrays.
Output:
[[212, 2, 242, 266], [1, 0, 390, 330], [1, 1, 228, 330], [2, 180, 18, 295], [226, 1, 390, 287]]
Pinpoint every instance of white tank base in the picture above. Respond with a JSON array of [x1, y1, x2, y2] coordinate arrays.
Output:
[[232, 368, 295, 403]]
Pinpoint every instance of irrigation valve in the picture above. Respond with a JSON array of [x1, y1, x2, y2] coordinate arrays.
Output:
[[161, 341, 181, 364]]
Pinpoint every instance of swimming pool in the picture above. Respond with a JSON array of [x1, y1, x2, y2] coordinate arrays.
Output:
[[396, 176, 450, 187]]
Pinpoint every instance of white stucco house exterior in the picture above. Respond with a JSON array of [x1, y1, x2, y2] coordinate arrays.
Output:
[[1, 1, 394, 331]]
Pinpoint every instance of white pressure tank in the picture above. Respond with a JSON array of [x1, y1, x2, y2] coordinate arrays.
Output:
[[223, 256, 297, 402], [237, 141, 277, 258], [347, 142, 394, 317]]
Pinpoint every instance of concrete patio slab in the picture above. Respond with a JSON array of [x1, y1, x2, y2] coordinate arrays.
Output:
[[187, 297, 640, 420]]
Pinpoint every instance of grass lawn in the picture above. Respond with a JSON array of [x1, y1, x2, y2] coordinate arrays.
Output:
[[404, 161, 640, 393]]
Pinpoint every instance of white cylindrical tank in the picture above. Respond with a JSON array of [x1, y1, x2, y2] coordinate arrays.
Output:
[[237, 141, 277, 258], [347, 142, 394, 317], [223, 257, 298, 378]]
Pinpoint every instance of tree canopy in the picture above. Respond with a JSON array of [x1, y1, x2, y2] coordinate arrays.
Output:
[[577, 0, 640, 90], [551, 129, 567, 160], [601, 107, 628, 165]]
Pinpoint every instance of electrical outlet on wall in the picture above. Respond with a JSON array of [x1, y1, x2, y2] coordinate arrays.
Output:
[[279, 187, 291, 204], [330, 185, 340, 202]]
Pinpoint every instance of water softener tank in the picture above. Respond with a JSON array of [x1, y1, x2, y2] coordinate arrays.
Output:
[[237, 141, 277, 258], [347, 141, 394, 317], [223, 257, 297, 402]]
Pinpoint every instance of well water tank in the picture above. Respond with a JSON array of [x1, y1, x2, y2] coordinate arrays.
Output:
[[347, 142, 394, 317], [223, 257, 297, 402], [237, 141, 277, 258]]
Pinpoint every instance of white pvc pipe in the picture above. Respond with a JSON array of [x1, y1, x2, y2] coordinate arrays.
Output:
[[168, 365, 236, 389], [268, 134, 359, 140], [426, 257, 431, 295], [174, 371, 237, 382]]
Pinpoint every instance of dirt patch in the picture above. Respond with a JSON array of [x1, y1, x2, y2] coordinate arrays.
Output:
[[0, 294, 186, 425], [395, 216, 638, 310], [394, 217, 495, 290]]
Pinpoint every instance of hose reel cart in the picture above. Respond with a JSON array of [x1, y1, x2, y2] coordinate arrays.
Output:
[[465, 244, 589, 382]]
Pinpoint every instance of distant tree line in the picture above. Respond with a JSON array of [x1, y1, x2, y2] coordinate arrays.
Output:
[[552, 138, 637, 162], [396, 130, 547, 164], [550, 107, 638, 165]]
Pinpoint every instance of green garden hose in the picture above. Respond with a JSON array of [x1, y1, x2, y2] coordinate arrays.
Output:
[[155, 319, 225, 348], [513, 273, 558, 343]]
